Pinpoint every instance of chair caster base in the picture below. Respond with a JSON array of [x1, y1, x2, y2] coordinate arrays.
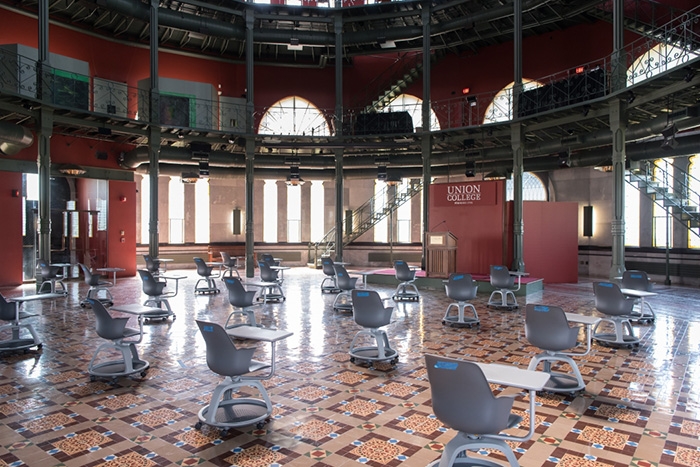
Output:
[[442, 318, 479, 328]]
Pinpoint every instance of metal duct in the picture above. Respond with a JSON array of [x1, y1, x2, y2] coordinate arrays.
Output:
[[0, 121, 34, 156]]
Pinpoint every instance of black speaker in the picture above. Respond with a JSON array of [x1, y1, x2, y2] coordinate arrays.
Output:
[[583, 205, 593, 237], [232, 208, 241, 235], [95, 151, 108, 160]]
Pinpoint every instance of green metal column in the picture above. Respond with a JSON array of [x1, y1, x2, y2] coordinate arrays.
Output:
[[420, 1, 431, 270], [37, 107, 53, 272], [245, 8, 256, 278], [334, 11, 345, 261], [610, 98, 627, 279], [148, 0, 160, 258], [511, 0, 525, 272], [511, 123, 525, 272]]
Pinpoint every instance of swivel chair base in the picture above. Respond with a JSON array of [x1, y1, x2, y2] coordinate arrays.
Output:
[[349, 329, 399, 369], [195, 379, 272, 433], [224, 308, 260, 329], [630, 303, 655, 324], [593, 318, 640, 348], [527, 354, 585, 395], [332, 292, 353, 312], [487, 290, 518, 310], [0, 323, 42, 353], [392, 284, 420, 302], [142, 298, 175, 321], [38, 279, 68, 296], [321, 277, 340, 294], [426, 431, 519, 467], [195, 278, 220, 295], [442, 303, 479, 328], [256, 284, 285, 303], [80, 288, 114, 308], [88, 342, 150, 384]]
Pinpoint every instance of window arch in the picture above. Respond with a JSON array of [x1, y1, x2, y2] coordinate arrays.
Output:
[[258, 96, 331, 136], [483, 79, 543, 124], [506, 173, 547, 201], [627, 43, 699, 86], [381, 94, 441, 131]]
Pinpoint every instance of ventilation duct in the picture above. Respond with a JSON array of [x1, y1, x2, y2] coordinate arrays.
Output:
[[0, 122, 34, 156]]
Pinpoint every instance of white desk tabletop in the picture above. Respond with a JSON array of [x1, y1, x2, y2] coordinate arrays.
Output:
[[111, 304, 167, 315], [227, 325, 293, 343], [157, 258, 174, 262], [620, 288, 657, 298], [564, 312, 601, 326], [162, 274, 187, 280], [475, 362, 550, 391], [270, 265, 290, 270], [509, 271, 530, 276], [10, 293, 66, 302], [97, 267, 125, 272]]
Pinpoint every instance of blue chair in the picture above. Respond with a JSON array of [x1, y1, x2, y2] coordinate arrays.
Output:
[[487, 265, 520, 310], [442, 273, 479, 327], [349, 290, 398, 368], [621, 270, 655, 323], [593, 281, 639, 348], [193, 257, 220, 294], [332, 265, 358, 312], [392, 260, 420, 302], [320, 257, 340, 293]]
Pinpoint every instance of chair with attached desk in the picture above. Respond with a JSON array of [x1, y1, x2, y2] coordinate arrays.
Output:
[[525, 304, 586, 395], [487, 265, 520, 310], [195, 320, 273, 433], [349, 289, 398, 369], [193, 257, 220, 295], [332, 264, 358, 312], [593, 281, 639, 348], [86, 298, 149, 384], [143, 254, 163, 276], [621, 269, 656, 323], [320, 257, 340, 293], [392, 260, 420, 302], [220, 252, 241, 279], [0, 293, 41, 353], [442, 273, 480, 328], [137, 269, 176, 320], [260, 254, 280, 267], [37, 258, 67, 295], [78, 263, 113, 308], [223, 277, 262, 329], [425, 354, 523, 467], [256, 261, 286, 302]]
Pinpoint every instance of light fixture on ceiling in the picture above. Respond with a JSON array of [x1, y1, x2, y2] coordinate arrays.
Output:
[[558, 151, 571, 168], [288, 37, 303, 51], [483, 170, 509, 181], [661, 123, 679, 150], [465, 160, 476, 177], [684, 67, 696, 83], [378, 37, 396, 49], [582, 104, 591, 117], [59, 164, 87, 176], [286, 165, 305, 186], [467, 96, 477, 107], [627, 91, 636, 104], [594, 164, 613, 173], [181, 172, 199, 184]]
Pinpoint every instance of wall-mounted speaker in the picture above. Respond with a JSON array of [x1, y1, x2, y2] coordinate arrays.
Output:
[[583, 205, 593, 237], [232, 208, 242, 235], [95, 151, 108, 160]]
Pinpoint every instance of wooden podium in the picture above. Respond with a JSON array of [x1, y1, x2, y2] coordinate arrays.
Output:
[[425, 231, 457, 278]]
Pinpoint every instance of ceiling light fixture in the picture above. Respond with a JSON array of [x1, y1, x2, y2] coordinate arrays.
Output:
[[59, 164, 87, 176], [181, 172, 199, 184]]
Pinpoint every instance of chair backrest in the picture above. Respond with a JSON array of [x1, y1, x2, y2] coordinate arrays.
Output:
[[224, 277, 256, 307], [194, 257, 211, 276], [143, 254, 161, 273], [622, 270, 652, 292], [525, 304, 579, 351], [334, 265, 357, 291], [87, 298, 128, 340], [258, 261, 278, 282], [321, 257, 336, 276], [261, 254, 278, 267], [79, 263, 98, 286], [138, 269, 166, 296], [425, 354, 513, 435], [445, 273, 478, 301], [490, 265, 514, 288], [351, 289, 392, 328], [394, 260, 415, 282], [0, 293, 18, 321], [196, 320, 257, 377], [594, 281, 635, 316], [37, 258, 58, 279], [221, 251, 237, 268]]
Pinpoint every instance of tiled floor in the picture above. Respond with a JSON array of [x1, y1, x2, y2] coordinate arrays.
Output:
[[1, 267, 699, 467]]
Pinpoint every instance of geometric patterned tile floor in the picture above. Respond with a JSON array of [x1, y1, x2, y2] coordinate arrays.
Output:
[[1, 267, 699, 467]]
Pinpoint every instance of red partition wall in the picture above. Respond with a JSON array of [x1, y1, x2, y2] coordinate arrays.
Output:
[[0, 172, 24, 286], [108, 180, 136, 276], [429, 181, 507, 275], [522, 201, 579, 283]]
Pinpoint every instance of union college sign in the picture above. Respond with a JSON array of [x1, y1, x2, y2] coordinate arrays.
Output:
[[433, 181, 497, 207]]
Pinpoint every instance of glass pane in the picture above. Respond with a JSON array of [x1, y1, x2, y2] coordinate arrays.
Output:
[[264, 180, 278, 243], [195, 178, 210, 244], [310, 181, 324, 242]]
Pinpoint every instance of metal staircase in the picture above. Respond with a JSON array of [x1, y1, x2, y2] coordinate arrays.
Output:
[[626, 160, 700, 241], [308, 179, 423, 266], [591, 0, 699, 46]]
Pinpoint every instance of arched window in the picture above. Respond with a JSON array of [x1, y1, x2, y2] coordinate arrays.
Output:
[[258, 96, 331, 136], [506, 173, 547, 201], [382, 94, 441, 131], [628, 43, 699, 86], [483, 79, 542, 124]]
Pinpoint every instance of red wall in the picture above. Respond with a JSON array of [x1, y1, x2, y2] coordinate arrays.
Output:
[[429, 181, 507, 275], [522, 201, 579, 283], [108, 180, 137, 277], [0, 172, 24, 287]]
